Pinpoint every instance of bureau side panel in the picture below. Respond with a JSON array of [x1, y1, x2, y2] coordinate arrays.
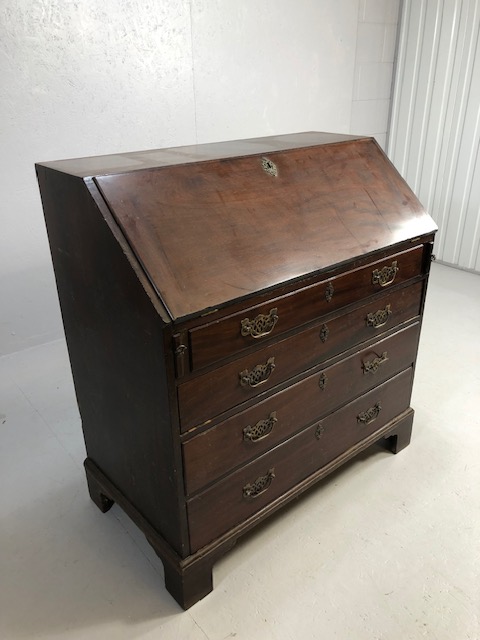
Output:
[[36, 166, 188, 555]]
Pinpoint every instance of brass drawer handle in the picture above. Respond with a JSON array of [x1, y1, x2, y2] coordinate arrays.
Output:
[[243, 411, 277, 442], [357, 402, 382, 425], [240, 357, 275, 388], [372, 261, 399, 287], [243, 468, 275, 499], [366, 304, 392, 329], [362, 351, 388, 374], [241, 308, 279, 339]]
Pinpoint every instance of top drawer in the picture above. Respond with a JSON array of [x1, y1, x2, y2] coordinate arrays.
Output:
[[188, 245, 425, 371]]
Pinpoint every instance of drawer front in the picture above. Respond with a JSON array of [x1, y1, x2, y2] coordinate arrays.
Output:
[[189, 245, 424, 371], [183, 322, 421, 495], [187, 368, 414, 551], [178, 280, 423, 431]]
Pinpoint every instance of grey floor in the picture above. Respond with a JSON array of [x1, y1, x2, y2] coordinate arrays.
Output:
[[1, 262, 479, 640]]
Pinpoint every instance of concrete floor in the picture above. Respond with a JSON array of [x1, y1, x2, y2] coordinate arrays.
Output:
[[1, 261, 479, 640]]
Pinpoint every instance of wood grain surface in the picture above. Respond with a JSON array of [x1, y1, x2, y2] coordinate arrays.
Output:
[[95, 138, 436, 319]]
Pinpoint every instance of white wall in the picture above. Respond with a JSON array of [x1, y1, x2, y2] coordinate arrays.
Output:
[[351, 0, 401, 149], [0, 0, 399, 355]]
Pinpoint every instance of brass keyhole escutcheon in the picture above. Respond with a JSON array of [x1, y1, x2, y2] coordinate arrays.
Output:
[[261, 157, 278, 177]]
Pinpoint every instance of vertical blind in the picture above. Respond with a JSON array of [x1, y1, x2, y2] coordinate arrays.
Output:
[[389, 0, 480, 271]]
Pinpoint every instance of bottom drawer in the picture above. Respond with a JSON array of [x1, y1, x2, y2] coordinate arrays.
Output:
[[187, 368, 414, 552]]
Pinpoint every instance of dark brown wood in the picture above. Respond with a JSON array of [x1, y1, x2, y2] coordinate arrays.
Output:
[[85, 456, 234, 609], [187, 368, 414, 552], [178, 281, 424, 430], [162, 556, 214, 610], [35, 168, 189, 556], [184, 408, 416, 555], [182, 322, 421, 495], [94, 139, 436, 321], [384, 412, 414, 453], [86, 462, 115, 513], [36, 132, 436, 609], [38, 131, 361, 178], [189, 244, 424, 371]]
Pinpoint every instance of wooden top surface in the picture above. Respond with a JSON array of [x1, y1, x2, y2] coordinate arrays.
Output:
[[37, 132, 359, 178], [92, 135, 436, 321]]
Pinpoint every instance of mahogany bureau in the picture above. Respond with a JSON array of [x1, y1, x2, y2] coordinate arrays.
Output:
[[36, 132, 437, 609]]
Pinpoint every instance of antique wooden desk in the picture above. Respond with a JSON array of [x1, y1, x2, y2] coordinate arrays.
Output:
[[36, 132, 437, 609]]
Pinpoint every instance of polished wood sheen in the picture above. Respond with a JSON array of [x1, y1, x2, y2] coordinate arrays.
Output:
[[95, 142, 435, 320], [36, 132, 437, 609]]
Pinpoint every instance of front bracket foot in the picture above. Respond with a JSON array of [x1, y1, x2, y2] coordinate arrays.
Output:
[[147, 535, 237, 610], [163, 559, 214, 610], [384, 409, 414, 454]]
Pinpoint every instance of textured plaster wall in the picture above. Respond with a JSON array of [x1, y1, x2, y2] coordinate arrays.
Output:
[[351, 0, 401, 149], [1, 0, 196, 354], [190, 0, 357, 142], [0, 0, 396, 355]]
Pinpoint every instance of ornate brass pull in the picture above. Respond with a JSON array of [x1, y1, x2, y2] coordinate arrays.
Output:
[[241, 308, 279, 339], [357, 402, 382, 425], [243, 468, 275, 499], [239, 357, 275, 388], [243, 412, 277, 442], [362, 351, 388, 374], [325, 282, 334, 302], [366, 304, 392, 328], [372, 261, 399, 287]]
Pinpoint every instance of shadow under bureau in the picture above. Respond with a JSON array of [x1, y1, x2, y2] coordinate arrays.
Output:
[[36, 132, 437, 609]]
